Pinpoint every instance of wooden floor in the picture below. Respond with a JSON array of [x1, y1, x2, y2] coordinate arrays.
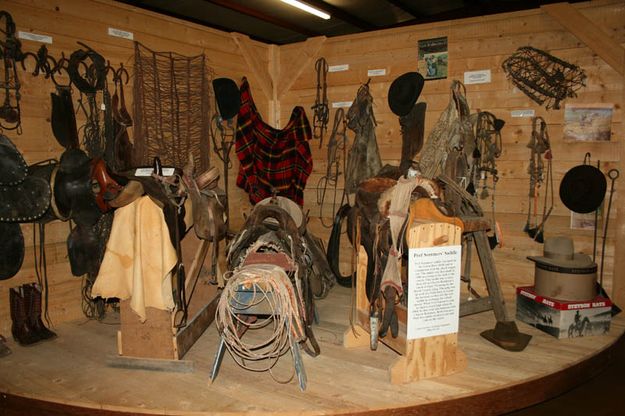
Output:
[[0, 286, 623, 416]]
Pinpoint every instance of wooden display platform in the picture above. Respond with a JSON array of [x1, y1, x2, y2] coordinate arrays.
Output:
[[0, 286, 623, 416]]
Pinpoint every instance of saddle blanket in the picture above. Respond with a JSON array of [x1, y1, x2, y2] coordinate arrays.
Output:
[[92, 196, 177, 321]]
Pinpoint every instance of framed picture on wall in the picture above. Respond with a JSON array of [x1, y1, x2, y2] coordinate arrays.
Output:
[[570, 206, 603, 231], [418, 37, 448, 80], [563, 103, 614, 142]]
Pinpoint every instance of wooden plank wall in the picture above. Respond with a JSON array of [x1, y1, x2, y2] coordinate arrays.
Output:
[[1, 0, 623, 336], [0, 0, 268, 334], [281, 0, 625, 300]]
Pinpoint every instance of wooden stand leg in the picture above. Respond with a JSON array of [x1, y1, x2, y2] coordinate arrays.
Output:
[[473, 231, 511, 322]]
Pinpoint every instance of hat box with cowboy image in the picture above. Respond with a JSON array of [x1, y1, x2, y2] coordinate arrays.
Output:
[[516, 286, 612, 339], [516, 236, 612, 338]]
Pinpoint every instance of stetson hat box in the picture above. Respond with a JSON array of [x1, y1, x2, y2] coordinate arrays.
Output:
[[527, 236, 597, 302], [516, 286, 611, 339]]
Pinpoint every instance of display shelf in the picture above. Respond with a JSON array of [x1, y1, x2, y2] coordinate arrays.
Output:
[[1, 285, 622, 415]]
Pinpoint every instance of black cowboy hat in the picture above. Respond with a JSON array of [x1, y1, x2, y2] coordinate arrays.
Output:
[[388, 72, 425, 117], [212, 78, 241, 120], [559, 164, 606, 214]]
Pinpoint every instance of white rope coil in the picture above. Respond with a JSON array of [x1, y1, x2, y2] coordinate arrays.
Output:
[[216, 264, 304, 374]]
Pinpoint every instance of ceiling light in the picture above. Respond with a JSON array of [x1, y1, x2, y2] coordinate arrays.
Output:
[[280, 0, 331, 20]]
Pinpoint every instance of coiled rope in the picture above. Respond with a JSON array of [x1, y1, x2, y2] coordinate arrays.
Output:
[[215, 264, 305, 379]]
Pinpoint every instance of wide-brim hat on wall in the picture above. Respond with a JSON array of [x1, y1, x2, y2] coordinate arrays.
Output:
[[212, 77, 241, 120], [528, 236, 597, 301], [388, 72, 425, 117], [559, 164, 606, 214]]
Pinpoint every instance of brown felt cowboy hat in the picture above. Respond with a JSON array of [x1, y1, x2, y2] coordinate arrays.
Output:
[[527, 236, 597, 301], [481, 321, 532, 352], [388, 72, 425, 116], [527, 236, 595, 269]]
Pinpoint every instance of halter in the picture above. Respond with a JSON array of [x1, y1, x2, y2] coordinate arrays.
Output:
[[525, 116, 553, 242], [316, 107, 348, 227], [311, 57, 329, 148]]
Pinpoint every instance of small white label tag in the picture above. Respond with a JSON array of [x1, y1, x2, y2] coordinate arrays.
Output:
[[367, 68, 386, 76], [135, 167, 175, 177], [18, 31, 52, 44], [108, 27, 134, 40], [332, 101, 352, 108], [511, 109, 535, 118], [100, 103, 106, 111], [328, 64, 349, 72], [464, 69, 491, 85]]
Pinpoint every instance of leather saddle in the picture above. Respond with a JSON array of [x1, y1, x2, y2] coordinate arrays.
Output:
[[0, 134, 51, 223], [227, 202, 321, 356], [53, 148, 104, 227]]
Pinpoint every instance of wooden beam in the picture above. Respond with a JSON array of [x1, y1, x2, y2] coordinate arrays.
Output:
[[612, 59, 625, 307], [204, 0, 321, 37], [232, 33, 273, 101], [541, 2, 625, 76], [277, 36, 326, 100], [268, 44, 281, 126]]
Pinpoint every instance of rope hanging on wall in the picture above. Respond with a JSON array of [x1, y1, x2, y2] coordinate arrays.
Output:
[[133, 42, 212, 171], [501, 46, 586, 110]]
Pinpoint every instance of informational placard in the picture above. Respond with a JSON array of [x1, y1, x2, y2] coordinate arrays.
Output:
[[328, 64, 349, 72], [367, 68, 386, 77], [510, 109, 535, 118], [332, 101, 352, 108], [108, 27, 134, 40], [18, 31, 52, 44], [464, 69, 491, 85], [407, 245, 461, 340], [135, 167, 175, 177]]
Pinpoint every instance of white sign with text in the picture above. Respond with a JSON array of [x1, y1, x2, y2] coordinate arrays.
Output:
[[18, 31, 52, 44], [464, 69, 491, 84], [407, 245, 461, 340]]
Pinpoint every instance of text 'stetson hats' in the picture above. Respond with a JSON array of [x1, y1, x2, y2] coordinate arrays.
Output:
[[387, 72, 425, 117], [212, 78, 241, 120]]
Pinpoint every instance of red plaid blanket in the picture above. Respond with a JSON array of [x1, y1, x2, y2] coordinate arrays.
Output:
[[235, 78, 313, 206]]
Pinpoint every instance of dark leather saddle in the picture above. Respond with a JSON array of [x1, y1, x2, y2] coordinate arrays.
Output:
[[0, 134, 51, 223], [3, 140, 120, 278]]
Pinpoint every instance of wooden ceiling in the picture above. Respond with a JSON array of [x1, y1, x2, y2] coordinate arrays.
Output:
[[116, 0, 586, 45]]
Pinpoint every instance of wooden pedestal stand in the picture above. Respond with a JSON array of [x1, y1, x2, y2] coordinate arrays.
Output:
[[344, 199, 467, 384], [111, 231, 221, 372]]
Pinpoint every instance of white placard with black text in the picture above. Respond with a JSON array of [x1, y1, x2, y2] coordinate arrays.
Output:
[[407, 245, 461, 340], [463, 69, 491, 85]]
